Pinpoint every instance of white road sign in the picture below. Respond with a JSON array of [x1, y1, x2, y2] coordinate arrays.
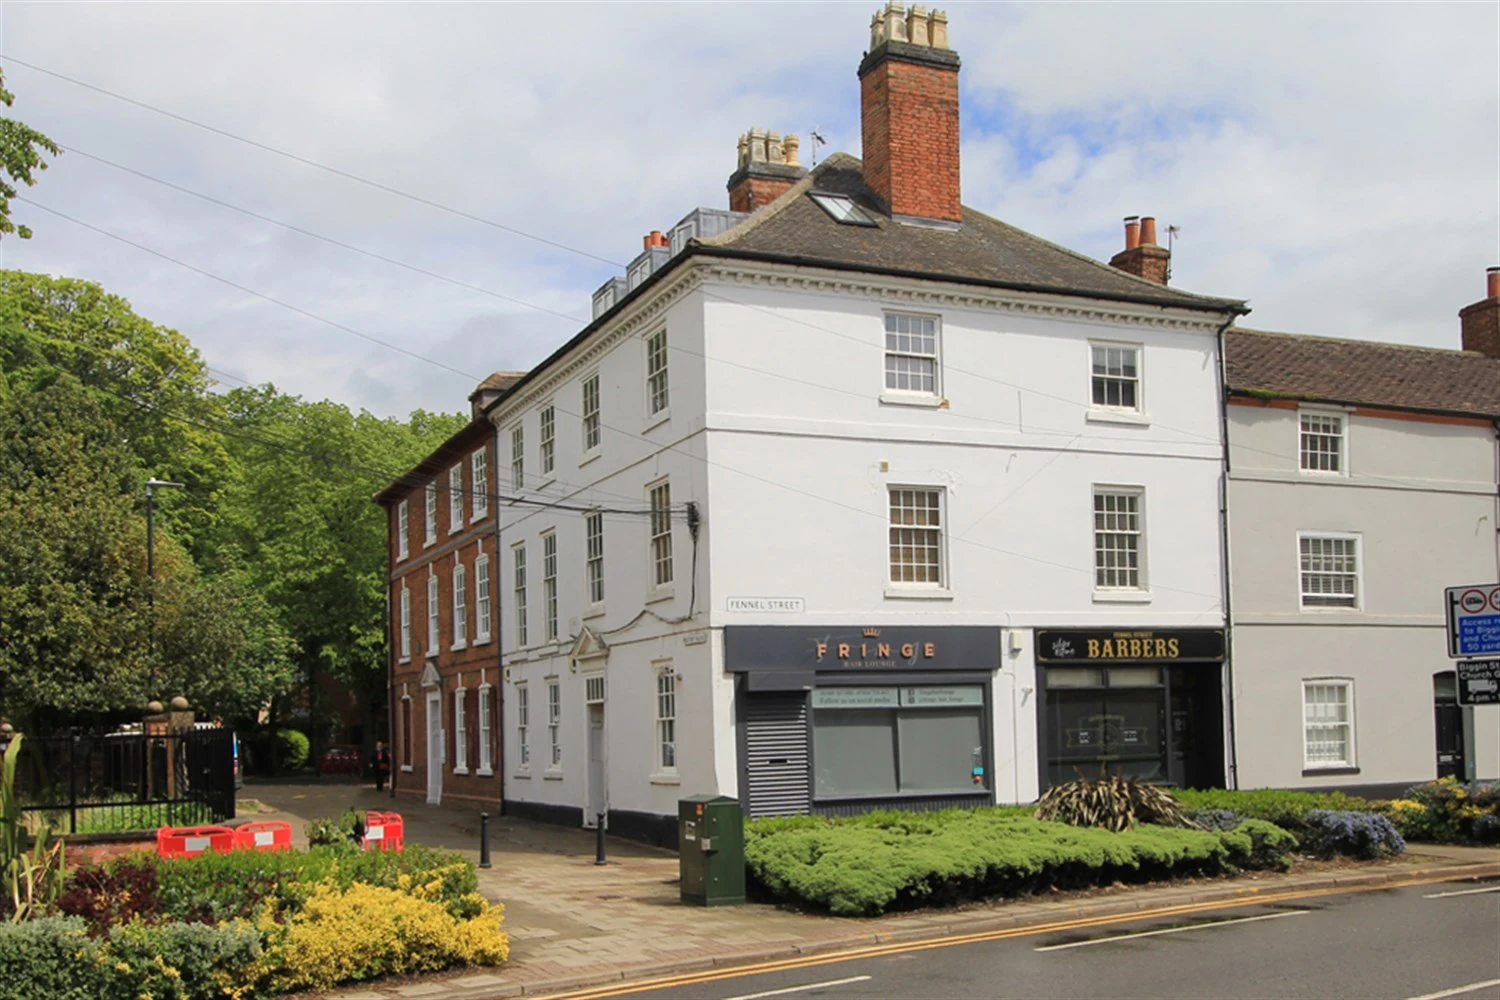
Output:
[[1445, 584, 1500, 658]]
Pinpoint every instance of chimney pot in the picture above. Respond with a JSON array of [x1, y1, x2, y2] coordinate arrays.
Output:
[[783, 134, 801, 167], [643, 230, 668, 250], [1123, 216, 1140, 251], [930, 8, 949, 48], [886, 1, 908, 42], [1139, 216, 1157, 247], [909, 4, 930, 45]]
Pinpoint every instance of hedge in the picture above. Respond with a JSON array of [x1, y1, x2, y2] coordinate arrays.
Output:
[[745, 808, 1297, 916]]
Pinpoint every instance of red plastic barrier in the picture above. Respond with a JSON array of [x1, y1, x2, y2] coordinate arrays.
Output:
[[363, 811, 404, 853], [233, 820, 293, 852], [157, 825, 235, 859]]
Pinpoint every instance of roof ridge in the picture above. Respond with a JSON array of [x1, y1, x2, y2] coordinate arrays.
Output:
[[960, 202, 1244, 307], [1230, 326, 1491, 360], [698, 153, 855, 248]]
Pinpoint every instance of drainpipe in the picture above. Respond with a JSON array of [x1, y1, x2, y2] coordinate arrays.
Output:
[[495, 493, 506, 817], [1216, 314, 1242, 790]]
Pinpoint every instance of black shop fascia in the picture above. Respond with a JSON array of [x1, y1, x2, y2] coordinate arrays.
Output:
[[1035, 628, 1226, 792], [724, 625, 1002, 818]]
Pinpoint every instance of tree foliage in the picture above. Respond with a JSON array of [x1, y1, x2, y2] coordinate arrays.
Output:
[[0, 69, 61, 240]]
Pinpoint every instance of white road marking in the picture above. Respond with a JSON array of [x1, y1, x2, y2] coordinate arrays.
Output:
[[1034, 909, 1308, 952], [721, 975, 874, 1000], [1406, 978, 1500, 1000], [1422, 885, 1500, 899]]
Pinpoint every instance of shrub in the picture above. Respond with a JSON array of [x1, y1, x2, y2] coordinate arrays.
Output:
[[258, 881, 508, 993], [152, 842, 480, 925], [1389, 778, 1500, 844], [1186, 808, 1247, 832], [0, 916, 109, 1000], [105, 919, 263, 1000], [1035, 775, 1195, 831], [744, 808, 1286, 916], [276, 729, 311, 771], [306, 808, 366, 848], [57, 855, 163, 929], [1218, 819, 1298, 871], [1300, 810, 1405, 859], [1171, 788, 1372, 831]]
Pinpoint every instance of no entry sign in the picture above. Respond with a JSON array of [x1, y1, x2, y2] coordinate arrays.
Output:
[[1445, 584, 1500, 659]]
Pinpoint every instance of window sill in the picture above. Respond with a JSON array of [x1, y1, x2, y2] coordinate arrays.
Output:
[[1298, 469, 1348, 479], [452, 641, 467, 651], [400, 765, 414, 773], [470, 511, 490, 524], [449, 525, 463, 536], [398, 656, 411, 665], [579, 449, 601, 468], [1299, 605, 1361, 614], [1085, 409, 1150, 427], [879, 392, 946, 409], [513, 769, 531, 780], [884, 587, 954, 601], [426, 650, 440, 660], [1302, 765, 1359, 777], [397, 553, 409, 563], [424, 538, 437, 549], [646, 586, 676, 605], [643, 409, 671, 433], [544, 769, 564, 781], [475, 767, 494, 777], [452, 767, 469, 776], [582, 604, 606, 620], [1092, 590, 1152, 604], [538, 473, 556, 489], [473, 635, 492, 646], [650, 772, 681, 786]]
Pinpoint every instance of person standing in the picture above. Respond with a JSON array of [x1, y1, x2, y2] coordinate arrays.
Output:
[[371, 740, 392, 793]]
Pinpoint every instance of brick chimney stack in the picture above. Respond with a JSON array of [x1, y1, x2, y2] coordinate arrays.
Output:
[[727, 129, 806, 213], [859, 4, 962, 223], [1109, 214, 1171, 285], [1459, 267, 1500, 358]]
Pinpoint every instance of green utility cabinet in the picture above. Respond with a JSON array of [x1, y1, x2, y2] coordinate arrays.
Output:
[[678, 795, 745, 906]]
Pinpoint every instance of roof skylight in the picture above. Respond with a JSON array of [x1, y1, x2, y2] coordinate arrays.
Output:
[[809, 192, 877, 226]]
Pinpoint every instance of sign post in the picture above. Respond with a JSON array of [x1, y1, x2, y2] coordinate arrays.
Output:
[[1444, 585, 1499, 792], [1444, 584, 1500, 659], [1456, 659, 1500, 707]]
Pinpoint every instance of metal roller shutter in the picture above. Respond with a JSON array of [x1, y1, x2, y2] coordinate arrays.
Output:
[[744, 693, 810, 817]]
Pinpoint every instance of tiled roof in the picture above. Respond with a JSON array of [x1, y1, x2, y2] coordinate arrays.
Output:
[[697, 153, 1245, 314], [1225, 328, 1500, 418]]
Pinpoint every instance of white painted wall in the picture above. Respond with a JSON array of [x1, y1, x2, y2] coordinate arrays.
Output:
[[1227, 403, 1500, 788], [493, 256, 1233, 824]]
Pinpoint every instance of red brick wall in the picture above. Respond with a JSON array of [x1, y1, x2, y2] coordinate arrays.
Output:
[[1460, 298, 1500, 358], [384, 431, 502, 808], [1109, 245, 1172, 286], [860, 55, 961, 222], [729, 176, 798, 213]]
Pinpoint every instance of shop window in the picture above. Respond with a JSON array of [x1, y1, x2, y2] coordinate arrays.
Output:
[[1044, 667, 1166, 788], [811, 686, 985, 799]]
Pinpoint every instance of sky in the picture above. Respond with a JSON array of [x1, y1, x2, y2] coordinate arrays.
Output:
[[1, 2, 1496, 419]]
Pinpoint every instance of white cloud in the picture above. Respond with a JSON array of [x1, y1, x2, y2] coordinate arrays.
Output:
[[1, 1, 1494, 418]]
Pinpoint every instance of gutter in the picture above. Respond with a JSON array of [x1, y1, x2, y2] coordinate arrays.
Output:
[[1225, 389, 1499, 426]]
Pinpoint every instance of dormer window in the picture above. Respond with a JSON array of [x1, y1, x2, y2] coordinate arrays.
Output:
[[810, 193, 877, 226]]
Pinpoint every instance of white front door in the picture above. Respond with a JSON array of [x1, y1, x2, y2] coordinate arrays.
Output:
[[426, 692, 442, 805]]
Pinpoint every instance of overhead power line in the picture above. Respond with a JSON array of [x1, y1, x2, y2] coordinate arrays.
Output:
[[0, 54, 627, 269]]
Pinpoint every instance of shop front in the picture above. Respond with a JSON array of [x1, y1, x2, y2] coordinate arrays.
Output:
[[1035, 628, 1226, 792], [723, 625, 1002, 818]]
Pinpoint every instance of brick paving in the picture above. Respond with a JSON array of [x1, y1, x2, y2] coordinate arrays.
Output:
[[243, 779, 1500, 1000]]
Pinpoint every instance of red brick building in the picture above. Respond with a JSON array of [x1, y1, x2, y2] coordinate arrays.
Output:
[[375, 372, 521, 808]]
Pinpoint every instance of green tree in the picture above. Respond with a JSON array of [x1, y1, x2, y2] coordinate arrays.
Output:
[[0, 69, 61, 240], [0, 271, 229, 553], [215, 387, 462, 745], [0, 371, 294, 725]]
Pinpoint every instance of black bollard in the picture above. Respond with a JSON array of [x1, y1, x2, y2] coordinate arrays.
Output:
[[594, 813, 607, 865], [479, 812, 492, 869]]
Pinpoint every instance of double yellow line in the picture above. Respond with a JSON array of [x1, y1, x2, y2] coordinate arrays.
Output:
[[539, 871, 1489, 1000]]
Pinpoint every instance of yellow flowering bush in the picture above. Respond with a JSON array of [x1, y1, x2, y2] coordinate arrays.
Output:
[[257, 881, 509, 993]]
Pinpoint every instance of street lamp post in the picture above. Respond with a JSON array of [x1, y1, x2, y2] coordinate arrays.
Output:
[[145, 478, 185, 702]]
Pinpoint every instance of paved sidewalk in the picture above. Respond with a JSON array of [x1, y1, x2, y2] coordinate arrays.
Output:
[[242, 781, 1500, 1000]]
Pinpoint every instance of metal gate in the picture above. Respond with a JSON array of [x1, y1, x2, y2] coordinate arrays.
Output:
[[743, 693, 809, 818]]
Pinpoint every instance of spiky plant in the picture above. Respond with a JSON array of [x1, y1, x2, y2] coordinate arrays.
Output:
[[1035, 773, 1196, 832]]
